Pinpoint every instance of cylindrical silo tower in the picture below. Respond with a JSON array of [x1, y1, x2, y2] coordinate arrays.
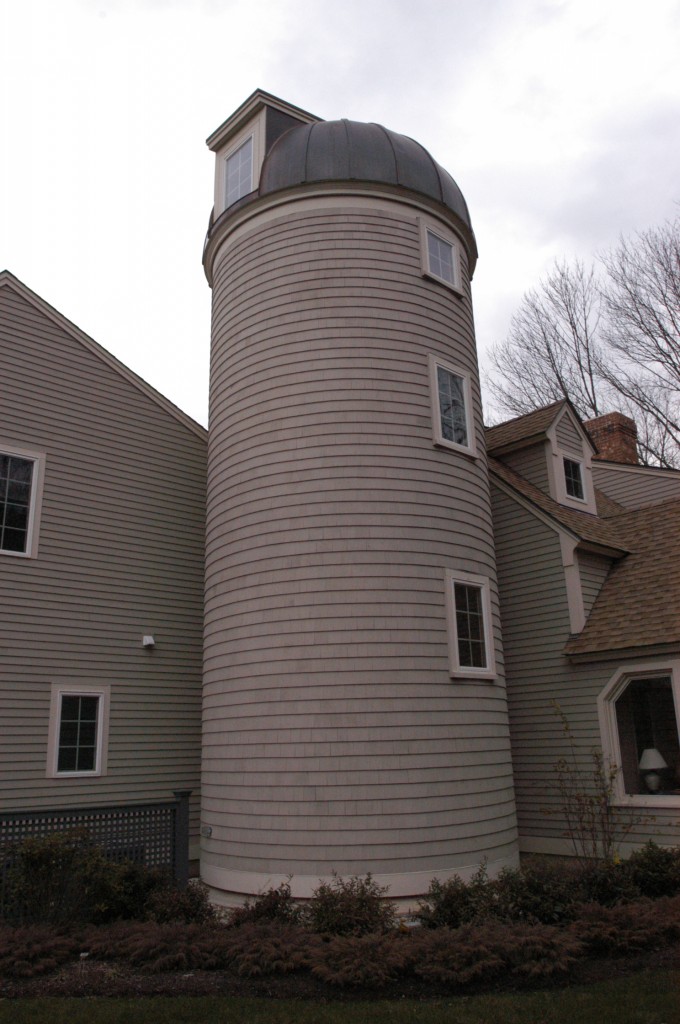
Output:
[[201, 90, 519, 905]]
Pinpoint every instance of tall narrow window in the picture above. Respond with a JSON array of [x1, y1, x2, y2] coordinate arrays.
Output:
[[454, 583, 487, 669], [0, 446, 43, 557], [445, 571, 495, 678], [427, 230, 455, 286], [429, 356, 474, 453], [225, 136, 253, 208], [0, 454, 33, 553], [57, 695, 100, 773], [563, 457, 585, 500], [47, 685, 110, 777], [437, 366, 468, 447]]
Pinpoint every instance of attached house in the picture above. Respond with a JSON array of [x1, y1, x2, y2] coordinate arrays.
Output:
[[488, 400, 680, 856], [0, 271, 206, 868], [1, 90, 678, 902]]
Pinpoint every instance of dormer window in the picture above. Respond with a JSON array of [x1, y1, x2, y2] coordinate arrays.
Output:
[[225, 136, 254, 209], [563, 458, 585, 500]]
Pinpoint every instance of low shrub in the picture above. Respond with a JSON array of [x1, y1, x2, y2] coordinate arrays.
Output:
[[491, 861, 583, 924], [83, 920, 230, 973], [226, 881, 301, 927], [0, 924, 81, 978], [625, 841, 680, 899], [576, 858, 642, 907], [305, 873, 396, 936], [412, 919, 582, 989], [416, 865, 493, 929], [144, 880, 216, 924], [225, 921, 318, 977], [571, 894, 680, 956], [310, 932, 412, 989]]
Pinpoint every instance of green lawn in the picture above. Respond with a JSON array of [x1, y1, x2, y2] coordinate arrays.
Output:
[[2, 972, 679, 1024]]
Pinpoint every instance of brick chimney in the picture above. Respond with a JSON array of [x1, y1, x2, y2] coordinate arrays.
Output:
[[584, 412, 638, 464]]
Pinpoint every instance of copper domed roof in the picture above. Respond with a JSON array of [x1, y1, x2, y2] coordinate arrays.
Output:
[[259, 119, 474, 236]]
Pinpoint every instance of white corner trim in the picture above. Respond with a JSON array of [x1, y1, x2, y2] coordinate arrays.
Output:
[[560, 535, 586, 634]]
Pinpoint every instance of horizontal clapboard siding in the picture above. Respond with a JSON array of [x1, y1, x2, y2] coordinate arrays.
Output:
[[555, 412, 584, 458], [498, 443, 550, 493], [0, 285, 206, 842], [593, 461, 680, 508], [204, 195, 518, 887], [492, 484, 680, 850]]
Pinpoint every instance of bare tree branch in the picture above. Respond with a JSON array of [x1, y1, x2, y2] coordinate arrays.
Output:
[[485, 216, 680, 468]]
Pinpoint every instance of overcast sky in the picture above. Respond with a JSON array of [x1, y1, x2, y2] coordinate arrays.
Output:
[[2, 0, 678, 426]]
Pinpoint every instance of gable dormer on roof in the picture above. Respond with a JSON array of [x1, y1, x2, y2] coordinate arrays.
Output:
[[486, 400, 598, 516]]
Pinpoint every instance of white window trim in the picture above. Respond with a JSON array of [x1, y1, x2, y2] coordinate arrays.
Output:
[[47, 683, 111, 778], [562, 456, 586, 502], [597, 659, 680, 809], [0, 442, 46, 559], [419, 217, 464, 295], [213, 110, 265, 218], [428, 354, 476, 456], [445, 569, 496, 680]]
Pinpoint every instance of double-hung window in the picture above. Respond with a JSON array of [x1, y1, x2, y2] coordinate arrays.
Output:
[[225, 136, 254, 209], [445, 570, 495, 679], [420, 219, 463, 294], [0, 446, 44, 557], [429, 355, 474, 454], [563, 457, 585, 500], [47, 684, 110, 777]]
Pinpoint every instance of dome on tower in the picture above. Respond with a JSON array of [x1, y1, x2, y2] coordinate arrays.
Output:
[[259, 118, 475, 241]]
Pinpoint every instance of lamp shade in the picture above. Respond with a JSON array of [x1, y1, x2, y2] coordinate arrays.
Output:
[[639, 748, 668, 771]]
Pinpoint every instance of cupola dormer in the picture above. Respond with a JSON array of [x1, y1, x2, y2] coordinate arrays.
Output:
[[206, 89, 319, 220]]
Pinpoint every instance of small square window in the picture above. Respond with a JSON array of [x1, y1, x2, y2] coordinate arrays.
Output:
[[428, 356, 474, 454], [47, 685, 110, 777], [445, 571, 495, 679], [225, 136, 253, 208], [563, 458, 585, 500], [420, 219, 462, 293]]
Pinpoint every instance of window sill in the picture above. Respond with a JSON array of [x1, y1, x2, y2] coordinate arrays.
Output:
[[433, 439, 479, 460]]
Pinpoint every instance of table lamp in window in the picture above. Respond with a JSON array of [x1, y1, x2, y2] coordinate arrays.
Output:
[[639, 748, 667, 792]]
